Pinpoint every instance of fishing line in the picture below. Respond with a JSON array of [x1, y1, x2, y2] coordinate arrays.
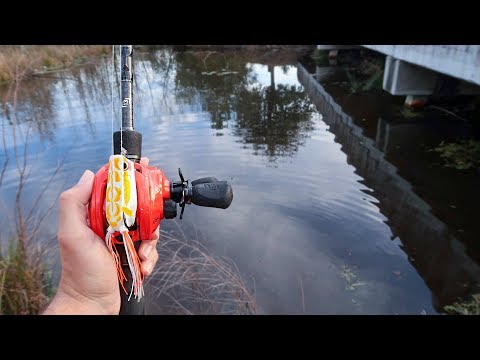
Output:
[[120, 46, 123, 155], [111, 45, 115, 155]]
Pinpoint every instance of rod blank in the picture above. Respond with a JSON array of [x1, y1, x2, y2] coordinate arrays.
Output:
[[120, 45, 134, 130]]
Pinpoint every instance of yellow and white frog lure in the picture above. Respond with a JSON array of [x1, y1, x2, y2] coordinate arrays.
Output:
[[105, 154, 144, 301]]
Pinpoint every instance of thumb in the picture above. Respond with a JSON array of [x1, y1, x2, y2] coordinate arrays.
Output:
[[58, 170, 95, 240], [68, 170, 95, 205]]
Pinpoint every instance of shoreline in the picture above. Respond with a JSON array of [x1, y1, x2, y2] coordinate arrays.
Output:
[[0, 45, 110, 85]]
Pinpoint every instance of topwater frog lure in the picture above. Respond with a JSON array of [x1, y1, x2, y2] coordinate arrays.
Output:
[[105, 154, 141, 300], [88, 45, 233, 314]]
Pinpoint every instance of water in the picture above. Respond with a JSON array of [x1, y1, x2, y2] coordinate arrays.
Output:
[[1, 47, 479, 314]]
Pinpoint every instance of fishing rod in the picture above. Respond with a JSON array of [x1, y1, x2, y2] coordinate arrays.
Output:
[[88, 45, 233, 315]]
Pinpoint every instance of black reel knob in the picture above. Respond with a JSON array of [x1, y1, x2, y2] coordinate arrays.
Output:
[[169, 168, 233, 220]]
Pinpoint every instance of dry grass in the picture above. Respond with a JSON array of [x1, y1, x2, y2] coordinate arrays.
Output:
[[0, 240, 53, 315], [0, 45, 110, 84], [147, 229, 258, 315], [0, 68, 61, 315]]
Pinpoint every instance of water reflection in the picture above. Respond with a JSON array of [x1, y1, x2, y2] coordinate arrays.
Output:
[[172, 51, 318, 162], [0, 47, 322, 152], [298, 63, 480, 311], [0, 78, 57, 141], [234, 83, 316, 160], [0, 61, 113, 144]]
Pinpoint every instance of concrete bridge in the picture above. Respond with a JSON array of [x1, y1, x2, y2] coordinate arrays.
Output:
[[317, 45, 480, 106]]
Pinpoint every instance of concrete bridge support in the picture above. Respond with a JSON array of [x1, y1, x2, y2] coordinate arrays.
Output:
[[317, 45, 480, 107], [383, 55, 480, 107]]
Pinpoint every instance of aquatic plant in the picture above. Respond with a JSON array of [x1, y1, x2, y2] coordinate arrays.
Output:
[[430, 139, 480, 170], [346, 69, 382, 94], [443, 294, 480, 315]]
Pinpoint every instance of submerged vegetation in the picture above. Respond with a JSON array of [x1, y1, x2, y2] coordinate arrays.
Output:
[[310, 49, 329, 66], [399, 107, 423, 119], [346, 69, 383, 94], [340, 265, 366, 291], [311, 48, 384, 94], [345, 54, 384, 94], [443, 294, 480, 315], [430, 139, 480, 170]]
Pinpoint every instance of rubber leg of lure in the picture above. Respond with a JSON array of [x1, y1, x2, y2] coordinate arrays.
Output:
[[106, 231, 128, 294], [122, 231, 144, 301]]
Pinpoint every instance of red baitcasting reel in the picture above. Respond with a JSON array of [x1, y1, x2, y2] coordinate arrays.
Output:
[[89, 161, 232, 244], [89, 161, 169, 243]]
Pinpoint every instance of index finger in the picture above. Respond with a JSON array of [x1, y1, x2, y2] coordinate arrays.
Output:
[[138, 226, 160, 261], [140, 157, 150, 166]]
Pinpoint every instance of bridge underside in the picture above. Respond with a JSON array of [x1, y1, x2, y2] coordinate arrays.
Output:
[[317, 45, 480, 107]]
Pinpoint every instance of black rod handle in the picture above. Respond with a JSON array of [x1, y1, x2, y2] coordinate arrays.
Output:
[[118, 239, 145, 315]]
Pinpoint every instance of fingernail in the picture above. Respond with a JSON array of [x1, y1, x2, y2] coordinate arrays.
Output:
[[77, 170, 91, 185]]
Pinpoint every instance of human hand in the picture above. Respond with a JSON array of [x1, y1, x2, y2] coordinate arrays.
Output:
[[43, 157, 159, 315]]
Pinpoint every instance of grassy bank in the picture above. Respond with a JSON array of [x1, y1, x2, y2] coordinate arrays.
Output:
[[0, 241, 53, 314], [0, 45, 110, 84]]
